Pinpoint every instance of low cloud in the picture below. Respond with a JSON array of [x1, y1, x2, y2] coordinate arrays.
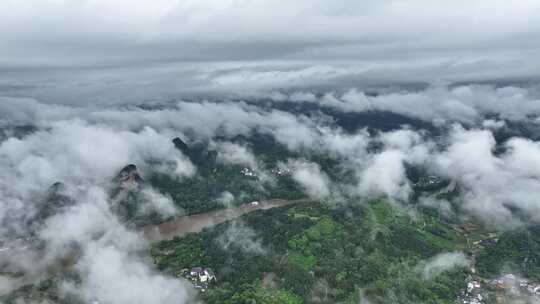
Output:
[[215, 142, 259, 169], [286, 85, 540, 124], [215, 191, 235, 208], [2, 184, 195, 303], [66, 242, 195, 304], [137, 187, 179, 217], [482, 119, 506, 130], [284, 159, 331, 199], [434, 126, 540, 227], [357, 150, 411, 202], [0, 105, 199, 301], [216, 220, 266, 255], [4, 94, 540, 231], [421, 251, 470, 280], [3, 82, 540, 301]]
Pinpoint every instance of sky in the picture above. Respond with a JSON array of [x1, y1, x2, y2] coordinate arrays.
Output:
[[1, 0, 540, 103]]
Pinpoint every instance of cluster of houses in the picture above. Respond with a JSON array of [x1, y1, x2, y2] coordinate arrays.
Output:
[[458, 274, 540, 303], [459, 293, 485, 304], [458, 279, 486, 304], [472, 238, 498, 249], [241, 166, 292, 178], [413, 175, 444, 190], [240, 167, 257, 177], [271, 167, 291, 176], [489, 274, 540, 297], [470, 232, 499, 251], [179, 267, 216, 292]]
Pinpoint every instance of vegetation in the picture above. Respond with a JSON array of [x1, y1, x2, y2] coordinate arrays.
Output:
[[149, 133, 304, 216], [9, 198, 540, 303], [1, 276, 84, 304], [7, 131, 540, 303], [151, 200, 472, 303], [476, 226, 540, 281]]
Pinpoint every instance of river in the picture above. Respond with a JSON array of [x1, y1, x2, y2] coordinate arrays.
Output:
[[0, 198, 307, 296]]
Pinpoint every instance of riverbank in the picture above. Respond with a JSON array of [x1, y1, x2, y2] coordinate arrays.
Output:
[[0, 198, 308, 296], [141, 198, 308, 242]]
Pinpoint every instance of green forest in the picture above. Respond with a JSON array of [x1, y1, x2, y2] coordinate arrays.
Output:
[[7, 198, 540, 303], [151, 200, 472, 303]]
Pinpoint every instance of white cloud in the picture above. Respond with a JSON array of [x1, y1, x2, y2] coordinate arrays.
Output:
[[289, 91, 317, 102], [137, 187, 179, 217], [5, 81, 540, 302], [217, 220, 266, 255], [0, 120, 195, 234], [5, 95, 540, 230], [482, 119, 506, 130], [0, 110, 198, 300], [309, 85, 540, 123], [214, 142, 258, 169], [285, 159, 331, 199], [421, 251, 470, 280], [69, 237, 194, 304], [357, 150, 411, 201], [433, 126, 540, 227], [216, 191, 235, 208]]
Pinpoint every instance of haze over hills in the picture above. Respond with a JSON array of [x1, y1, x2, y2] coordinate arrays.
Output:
[[2, 1, 540, 304], [2, 86, 540, 303]]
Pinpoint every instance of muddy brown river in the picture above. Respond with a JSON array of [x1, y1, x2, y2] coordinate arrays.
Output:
[[141, 198, 306, 241], [0, 198, 307, 296]]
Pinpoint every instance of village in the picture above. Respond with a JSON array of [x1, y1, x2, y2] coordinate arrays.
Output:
[[241, 166, 291, 178], [451, 223, 540, 303], [178, 267, 217, 292], [459, 274, 540, 303]]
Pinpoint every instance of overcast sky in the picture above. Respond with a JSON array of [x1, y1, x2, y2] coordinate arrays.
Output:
[[1, 0, 540, 103]]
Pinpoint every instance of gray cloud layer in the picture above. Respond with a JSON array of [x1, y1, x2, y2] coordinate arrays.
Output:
[[2, 0, 540, 66], [3, 85, 540, 229], [1, 1, 540, 103]]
